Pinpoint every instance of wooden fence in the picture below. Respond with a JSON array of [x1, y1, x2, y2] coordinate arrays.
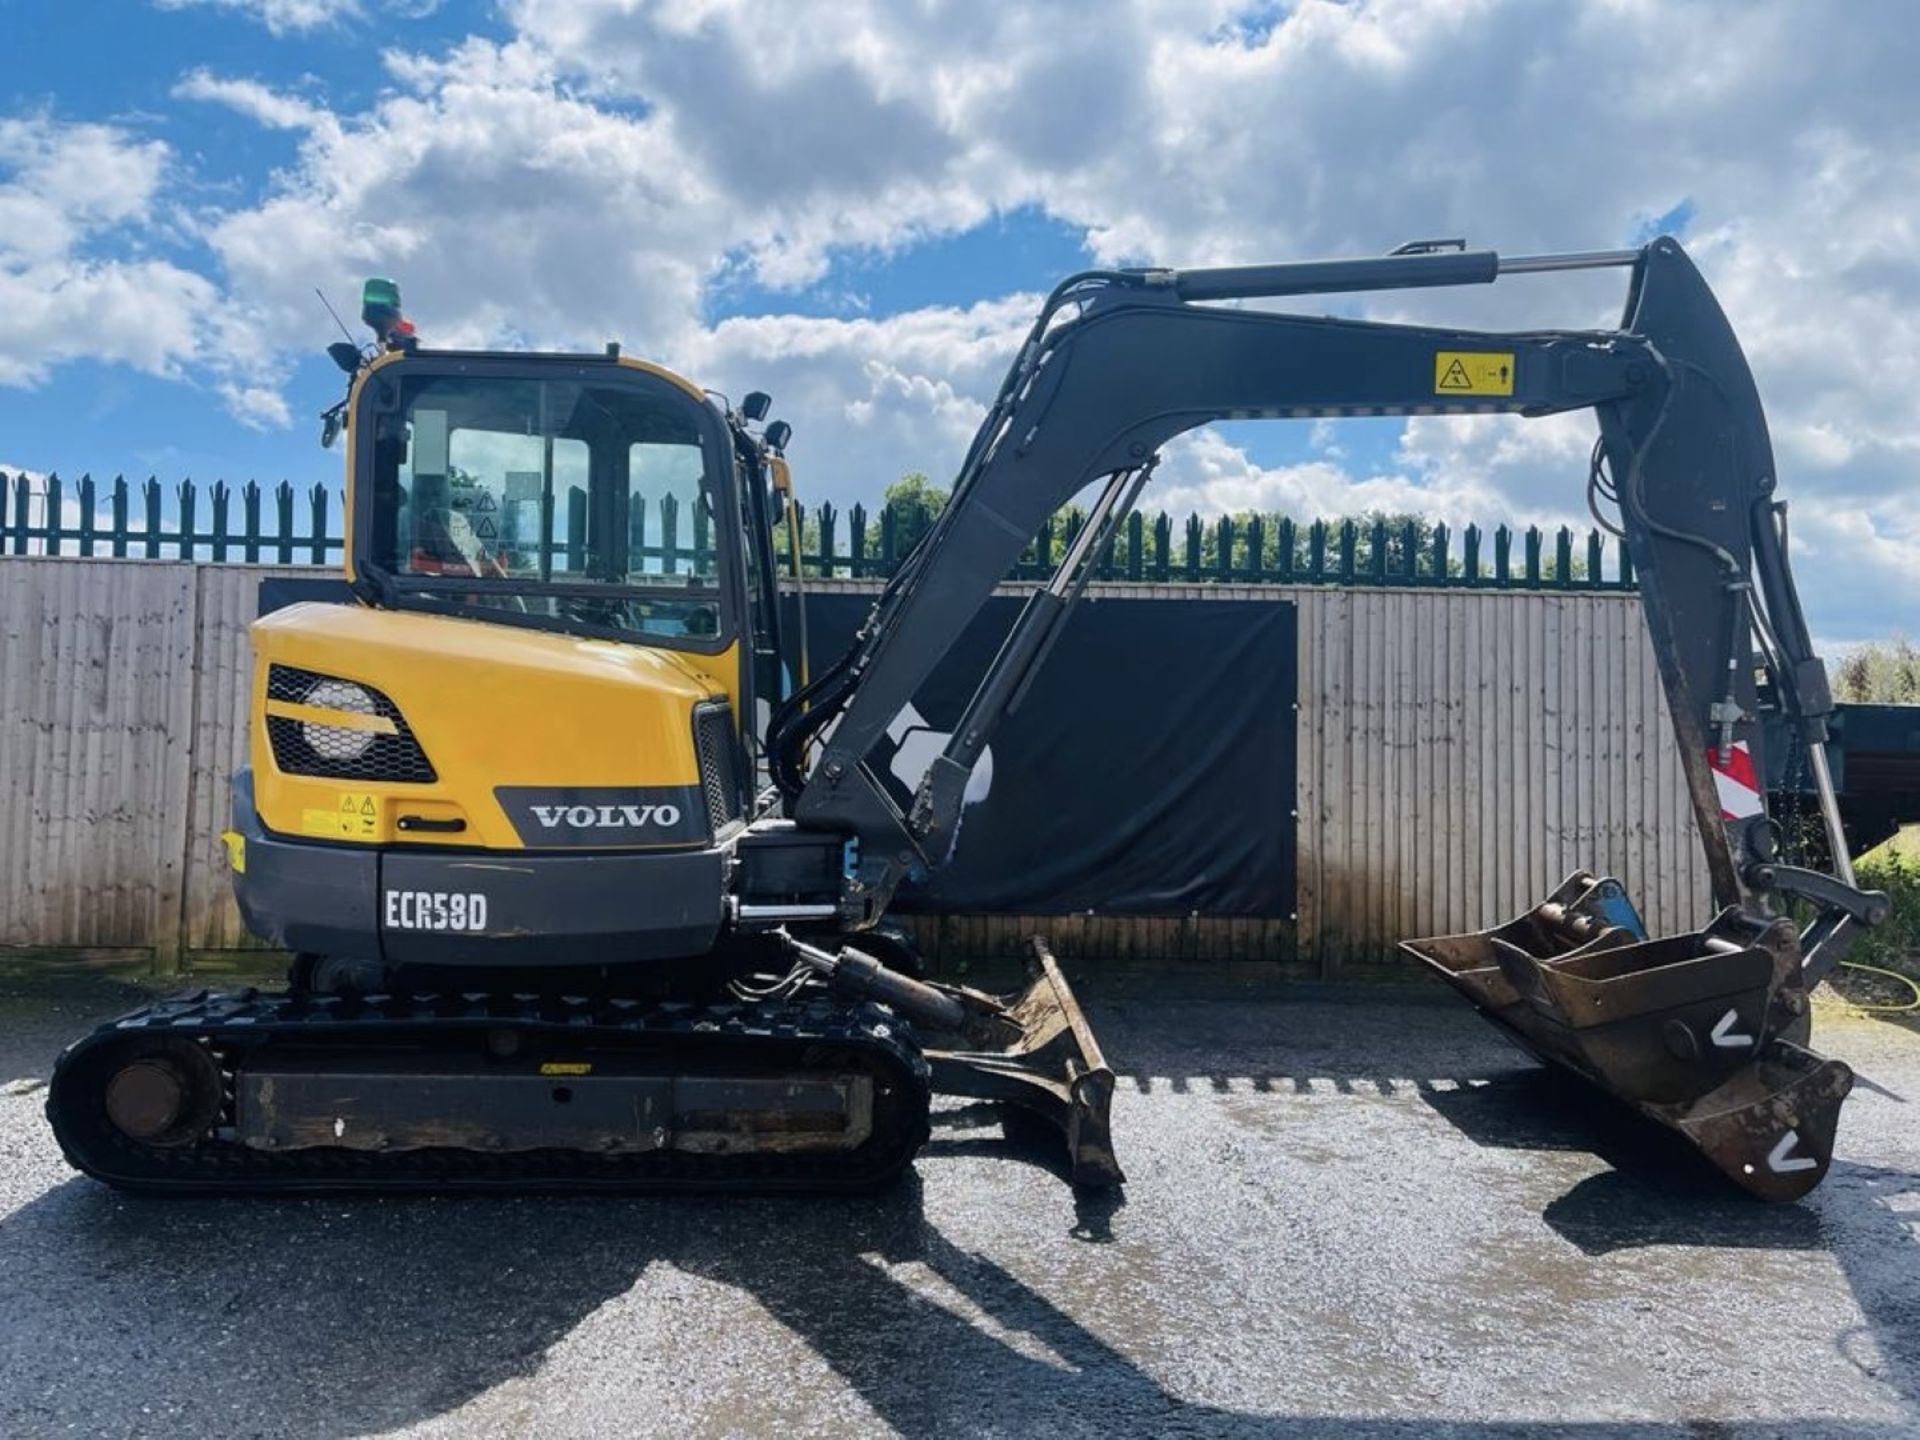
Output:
[[0, 556, 1708, 975], [3, 472, 1636, 591]]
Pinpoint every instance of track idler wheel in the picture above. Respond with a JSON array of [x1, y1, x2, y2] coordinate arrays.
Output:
[[1404, 871, 1853, 1201], [99, 1038, 224, 1148]]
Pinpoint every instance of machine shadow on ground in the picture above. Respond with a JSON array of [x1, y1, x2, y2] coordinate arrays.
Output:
[[1424, 1059, 1920, 1416], [4, 1166, 1917, 1440], [3, 985, 1916, 1438]]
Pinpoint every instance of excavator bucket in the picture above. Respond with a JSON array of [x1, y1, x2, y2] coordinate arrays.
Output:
[[921, 938, 1124, 1188], [1403, 872, 1852, 1200]]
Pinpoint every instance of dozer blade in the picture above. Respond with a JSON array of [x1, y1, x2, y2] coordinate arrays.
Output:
[[921, 938, 1124, 1188], [1403, 871, 1852, 1201]]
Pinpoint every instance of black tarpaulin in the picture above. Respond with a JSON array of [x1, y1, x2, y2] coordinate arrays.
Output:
[[798, 592, 1297, 917]]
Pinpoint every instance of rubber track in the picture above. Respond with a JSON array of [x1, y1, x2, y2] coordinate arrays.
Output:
[[46, 988, 932, 1195]]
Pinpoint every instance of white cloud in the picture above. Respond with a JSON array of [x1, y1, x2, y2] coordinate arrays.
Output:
[[217, 381, 295, 430], [0, 116, 170, 262], [0, 117, 221, 388], [172, 70, 334, 132], [673, 298, 1037, 502], [153, 0, 362, 36]]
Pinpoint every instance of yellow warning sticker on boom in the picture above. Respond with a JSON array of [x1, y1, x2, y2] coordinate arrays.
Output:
[[1434, 351, 1515, 397]]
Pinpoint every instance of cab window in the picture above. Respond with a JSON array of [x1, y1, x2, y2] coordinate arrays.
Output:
[[363, 371, 726, 643]]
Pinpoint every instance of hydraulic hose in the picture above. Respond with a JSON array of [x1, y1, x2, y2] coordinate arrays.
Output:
[[1836, 959, 1920, 1015]]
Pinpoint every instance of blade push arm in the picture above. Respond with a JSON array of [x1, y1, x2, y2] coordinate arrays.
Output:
[[784, 238, 1871, 954]]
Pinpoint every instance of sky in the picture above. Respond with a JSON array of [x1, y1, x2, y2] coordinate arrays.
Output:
[[0, 0, 1916, 646]]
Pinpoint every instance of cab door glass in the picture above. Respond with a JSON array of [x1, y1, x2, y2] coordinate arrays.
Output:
[[627, 442, 715, 582]]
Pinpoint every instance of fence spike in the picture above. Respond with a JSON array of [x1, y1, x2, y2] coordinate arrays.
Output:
[[242, 481, 262, 563], [850, 502, 868, 578], [817, 500, 838, 578], [78, 472, 97, 557], [879, 504, 898, 575], [176, 478, 197, 561], [637, 495, 660, 579], [143, 477, 163, 559], [9, 472, 28, 555], [110, 477, 129, 558], [308, 484, 329, 565], [46, 473, 64, 556], [211, 480, 231, 563]]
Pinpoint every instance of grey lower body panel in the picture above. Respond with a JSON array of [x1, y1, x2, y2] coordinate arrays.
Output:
[[377, 847, 726, 966], [237, 1056, 874, 1156], [230, 770, 729, 967]]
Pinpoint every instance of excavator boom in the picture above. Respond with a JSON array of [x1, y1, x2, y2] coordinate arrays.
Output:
[[771, 236, 1882, 1197]]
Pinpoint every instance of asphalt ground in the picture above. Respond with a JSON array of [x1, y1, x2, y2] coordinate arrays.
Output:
[[1, 972, 1916, 1439]]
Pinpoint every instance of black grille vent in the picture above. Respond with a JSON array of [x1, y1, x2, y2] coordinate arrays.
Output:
[[693, 701, 743, 833], [266, 664, 437, 784]]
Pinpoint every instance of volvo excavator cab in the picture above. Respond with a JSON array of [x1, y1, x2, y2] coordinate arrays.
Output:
[[237, 348, 764, 984], [49, 244, 1883, 1202]]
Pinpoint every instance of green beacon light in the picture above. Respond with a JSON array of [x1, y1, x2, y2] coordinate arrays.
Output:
[[360, 277, 416, 351]]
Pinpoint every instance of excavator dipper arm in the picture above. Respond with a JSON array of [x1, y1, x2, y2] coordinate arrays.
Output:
[[774, 236, 1882, 1199]]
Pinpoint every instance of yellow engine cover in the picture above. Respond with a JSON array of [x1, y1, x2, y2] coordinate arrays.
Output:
[[249, 602, 737, 851]]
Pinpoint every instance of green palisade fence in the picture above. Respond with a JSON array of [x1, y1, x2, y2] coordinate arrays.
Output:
[[4, 474, 341, 564], [2, 472, 1636, 591]]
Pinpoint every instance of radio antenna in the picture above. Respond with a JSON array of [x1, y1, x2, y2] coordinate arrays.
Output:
[[315, 287, 360, 348]]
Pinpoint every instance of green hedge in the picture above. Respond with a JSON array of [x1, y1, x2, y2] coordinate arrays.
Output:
[[1835, 849, 1920, 1011]]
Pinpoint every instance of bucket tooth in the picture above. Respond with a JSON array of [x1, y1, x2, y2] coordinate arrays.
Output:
[[1404, 870, 1850, 1200], [922, 938, 1124, 1188]]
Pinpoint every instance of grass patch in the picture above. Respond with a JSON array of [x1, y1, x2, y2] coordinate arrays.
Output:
[[1830, 831, 1920, 1014]]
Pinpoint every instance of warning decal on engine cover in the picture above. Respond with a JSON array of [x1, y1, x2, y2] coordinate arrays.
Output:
[[1434, 351, 1515, 396], [302, 792, 381, 839]]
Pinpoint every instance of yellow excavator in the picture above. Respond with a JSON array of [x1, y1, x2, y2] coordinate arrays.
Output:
[[47, 240, 1886, 1200]]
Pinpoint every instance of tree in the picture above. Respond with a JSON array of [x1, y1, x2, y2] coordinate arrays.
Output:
[[1834, 637, 1920, 703], [883, 472, 948, 540]]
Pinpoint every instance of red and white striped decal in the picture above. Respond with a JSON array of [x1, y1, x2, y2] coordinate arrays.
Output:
[[1707, 741, 1765, 821]]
